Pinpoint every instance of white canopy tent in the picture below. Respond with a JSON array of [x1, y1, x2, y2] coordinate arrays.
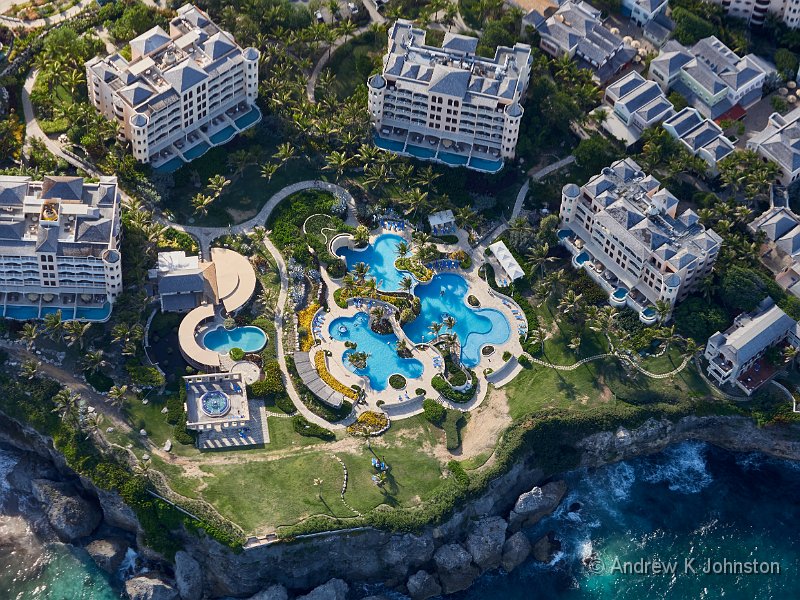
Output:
[[489, 241, 524, 281]]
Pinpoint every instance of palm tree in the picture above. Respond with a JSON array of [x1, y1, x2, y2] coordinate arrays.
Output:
[[558, 290, 583, 317], [324, 151, 351, 181], [507, 217, 533, 250], [337, 19, 357, 44], [260, 163, 279, 181], [44, 310, 64, 341], [258, 288, 277, 318], [347, 351, 370, 369], [82, 411, 104, 440], [403, 188, 429, 218], [700, 276, 717, 301], [568, 336, 582, 353], [400, 276, 414, 294], [413, 231, 431, 246], [81, 350, 105, 373], [783, 345, 799, 369], [528, 327, 546, 354], [353, 225, 370, 247], [371, 305, 386, 322], [20, 359, 39, 380], [106, 385, 128, 407], [454, 206, 476, 230], [273, 142, 296, 166], [206, 174, 231, 197], [429, 321, 443, 340], [52, 388, 80, 424], [526, 243, 555, 278], [191, 193, 215, 217], [443, 315, 456, 331], [353, 261, 370, 283], [63, 320, 91, 349], [396, 241, 410, 259], [20, 323, 40, 349], [655, 299, 672, 322]]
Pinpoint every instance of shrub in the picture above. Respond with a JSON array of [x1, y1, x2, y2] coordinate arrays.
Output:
[[422, 398, 446, 425], [297, 303, 321, 351], [346, 411, 389, 435], [415, 387, 426, 396], [274, 393, 296, 414], [165, 394, 183, 425], [518, 355, 531, 368], [229, 347, 245, 361], [292, 415, 335, 440], [447, 460, 470, 486], [443, 410, 466, 451], [431, 372, 477, 403], [389, 374, 406, 389], [448, 370, 467, 387], [84, 369, 113, 393], [502, 351, 512, 362], [467, 295, 480, 307], [125, 363, 166, 388]]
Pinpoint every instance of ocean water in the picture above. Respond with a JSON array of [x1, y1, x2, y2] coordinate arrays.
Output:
[[455, 441, 800, 600], [3, 442, 799, 599], [0, 447, 121, 600]]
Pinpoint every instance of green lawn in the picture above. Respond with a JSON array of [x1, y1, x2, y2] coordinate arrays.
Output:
[[267, 417, 327, 451]]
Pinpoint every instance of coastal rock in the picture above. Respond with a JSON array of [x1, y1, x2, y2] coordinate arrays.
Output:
[[247, 584, 289, 600], [95, 487, 141, 533], [464, 516, 507, 570], [532, 533, 557, 563], [30, 479, 101, 541], [501, 531, 532, 573], [85, 537, 129, 574], [124, 575, 180, 600], [380, 533, 435, 570], [508, 480, 567, 531], [433, 543, 480, 594], [174, 551, 203, 600], [296, 578, 349, 600], [406, 570, 442, 600]]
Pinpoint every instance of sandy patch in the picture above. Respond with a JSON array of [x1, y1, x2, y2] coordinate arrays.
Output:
[[456, 387, 511, 460], [227, 207, 259, 223]]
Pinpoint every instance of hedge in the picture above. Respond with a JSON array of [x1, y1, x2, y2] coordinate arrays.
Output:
[[432, 372, 477, 403], [292, 415, 336, 440], [422, 398, 446, 425], [443, 410, 466, 451]]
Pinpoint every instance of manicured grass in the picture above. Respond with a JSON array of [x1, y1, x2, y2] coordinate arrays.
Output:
[[124, 395, 176, 448], [639, 346, 687, 375], [267, 417, 328, 450], [199, 453, 355, 533]]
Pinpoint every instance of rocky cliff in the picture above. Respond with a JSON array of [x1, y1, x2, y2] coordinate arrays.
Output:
[[2, 410, 798, 600]]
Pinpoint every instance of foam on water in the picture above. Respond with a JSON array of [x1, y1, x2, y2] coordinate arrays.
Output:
[[0, 447, 20, 508], [639, 441, 712, 494]]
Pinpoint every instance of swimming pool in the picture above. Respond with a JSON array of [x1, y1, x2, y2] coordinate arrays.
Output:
[[336, 233, 412, 292], [574, 251, 590, 267], [209, 125, 236, 145], [183, 141, 211, 161], [468, 156, 503, 173], [403, 273, 511, 368], [153, 156, 184, 174], [374, 134, 405, 153], [234, 107, 261, 130], [200, 390, 230, 417], [202, 325, 267, 354], [612, 287, 628, 301], [329, 312, 423, 391]]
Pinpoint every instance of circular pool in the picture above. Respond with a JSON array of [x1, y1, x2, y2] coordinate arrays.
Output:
[[200, 390, 230, 417], [202, 325, 267, 354]]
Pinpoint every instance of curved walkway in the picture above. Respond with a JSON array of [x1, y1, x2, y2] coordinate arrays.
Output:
[[306, 25, 375, 103], [525, 349, 694, 380], [0, 0, 92, 28]]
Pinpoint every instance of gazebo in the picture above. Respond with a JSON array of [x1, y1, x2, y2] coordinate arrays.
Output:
[[488, 241, 524, 284], [429, 210, 456, 236]]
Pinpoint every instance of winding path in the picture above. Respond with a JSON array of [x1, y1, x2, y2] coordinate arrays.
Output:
[[524, 349, 694, 380], [305, 25, 376, 103]]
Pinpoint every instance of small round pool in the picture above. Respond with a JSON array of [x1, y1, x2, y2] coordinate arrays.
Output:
[[574, 251, 590, 267], [200, 390, 230, 417], [612, 287, 628, 301], [557, 228, 572, 240], [202, 325, 267, 354]]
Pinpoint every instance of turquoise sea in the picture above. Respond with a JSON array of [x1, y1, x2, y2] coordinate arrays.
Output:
[[3, 442, 799, 599]]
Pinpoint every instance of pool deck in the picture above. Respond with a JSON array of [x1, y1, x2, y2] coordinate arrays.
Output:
[[309, 226, 525, 415]]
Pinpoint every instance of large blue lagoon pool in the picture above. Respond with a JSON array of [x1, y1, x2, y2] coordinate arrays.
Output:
[[203, 325, 267, 354], [329, 312, 423, 391], [403, 273, 510, 367], [336, 233, 411, 292]]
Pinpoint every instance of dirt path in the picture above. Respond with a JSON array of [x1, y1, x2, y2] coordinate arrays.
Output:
[[456, 387, 511, 460]]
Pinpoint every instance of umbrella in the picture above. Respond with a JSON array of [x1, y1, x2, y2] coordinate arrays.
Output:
[[789, 95, 798, 104], [638, 47, 647, 56], [623, 36, 633, 44], [631, 40, 641, 49], [42, 294, 54, 302], [789, 81, 797, 89], [26, 293, 39, 302], [779, 87, 789, 96], [610, 27, 620, 35], [80, 294, 92, 302]]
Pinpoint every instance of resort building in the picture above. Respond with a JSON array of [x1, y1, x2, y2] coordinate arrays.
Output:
[[704, 297, 799, 395], [85, 4, 261, 171], [0, 175, 122, 321], [558, 158, 721, 322], [184, 372, 268, 449], [662, 107, 735, 174], [149, 250, 218, 313], [367, 20, 532, 173], [621, 0, 669, 27], [523, 0, 636, 85], [747, 107, 800, 185], [748, 195, 800, 299], [704, 0, 800, 29], [599, 71, 675, 146], [649, 37, 770, 120]]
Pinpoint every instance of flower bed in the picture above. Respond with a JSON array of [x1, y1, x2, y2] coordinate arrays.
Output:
[[395, 257, 433, 282], [297, 303, 321, 351], [314, 351, 359, 400], [346, 411, 389, 436], [389, 374, 406, 389]]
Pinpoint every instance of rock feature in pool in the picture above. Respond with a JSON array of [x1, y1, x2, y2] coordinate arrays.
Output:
[[329, 312, 423, 392], [200, 390, 230, 417], [403, 273, 510, 368], [202, 325, 267, 354], [336, 233, 413, 292]]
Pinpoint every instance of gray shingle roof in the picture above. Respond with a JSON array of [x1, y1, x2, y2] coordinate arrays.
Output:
[[41, 176, 83, 200], [162, 63, 208, 93], [428, 65, 470, 97], [130, 26, 171, 59], [442, 33, 478, 55]]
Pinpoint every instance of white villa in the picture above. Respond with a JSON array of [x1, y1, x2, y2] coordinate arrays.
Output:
[[148, 250, 218, 313], [85, 4, 260, 170], [705, 0, 800, 29], [367, 20, 532, 173], [600, 71, 675, 146], [558, 158, 721, 322], [747, 107, 800, 185], [704, 297, 799, 395], [0, 175, 122, 322], [662, 107, 735, 174]]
